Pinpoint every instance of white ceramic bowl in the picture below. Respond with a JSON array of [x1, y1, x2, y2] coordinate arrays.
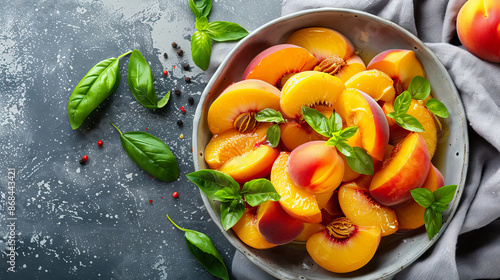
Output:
[[192, 8, 469, 280]]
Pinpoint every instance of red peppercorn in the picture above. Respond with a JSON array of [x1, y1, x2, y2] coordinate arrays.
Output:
[[180, 106, 185, 114], [172, 192, 179, 198], [191, 147, 193, 152], [97, 140, 103, 147], [161, 197, 163, 199], [82, 155, 88, 161], [163, 70, 168, 76], [149, 200, 153, 203]]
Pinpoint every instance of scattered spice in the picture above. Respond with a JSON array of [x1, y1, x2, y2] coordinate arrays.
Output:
[[171, 42, 178, 48], [191, 147, 193, 152], [179, 134, 184, 139], [149, 200, 153, 203], [174, 89, 181, 96], [161, 197, 164, 199], [82, 155, 89, 162], [180, 106, 186, 114], [173, 65, 176, 69], [183, 64, 190, 71], [188, 97, 194, 105], [172, 192, 179, 198], [97, 140, 103, 147], [163, 70, 168, 76], [145, 128, 148, 130], [79, 159, 85, 165], [177, 120, 183, 127], [185, 77, 191, 83], [177, 49, 184, 56], [163, 53, 168, 59]]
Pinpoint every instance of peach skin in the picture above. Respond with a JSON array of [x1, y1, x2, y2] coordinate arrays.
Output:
[[256, 201, 304, 245], [232, 208, 277, 249], [220, 79, 281, 97]]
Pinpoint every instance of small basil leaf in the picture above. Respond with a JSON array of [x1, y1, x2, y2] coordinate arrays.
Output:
[[409, 76, 431, 100], [336, 141, 355, 158], [157, 91, 170, 108], [396, 114, 425, 132], [186, 169, 240, 200], [220, 199, 245, 230], [394, 91, 412, 114], [207, 21, 249, 42], [433, 184, 457, 205], [340, 126, 358, 140], [386, 111, 399, 119], [329, 111, 343, 133], [302, 106, 331, 137], [255, 108, 285, 123], [325, 135, 339, 147], [241, 178, 281, 207], [424, 208, 442, 240], [213, 188, 239, 202], [266, 124, 281, 148], [430, 201, 448, 213], [345, 147, 374, 175], [68, 52, 130, 130], [189, 0, 212, 19], [191, 31, 212, 71], [196, 16, 209, 31], [128, 49, 161, 109], [410, 188, 435, 208], [426, 98, 450, 118]]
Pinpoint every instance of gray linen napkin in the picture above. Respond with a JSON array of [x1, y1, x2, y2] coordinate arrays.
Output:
[[230, 0, 500, 279]]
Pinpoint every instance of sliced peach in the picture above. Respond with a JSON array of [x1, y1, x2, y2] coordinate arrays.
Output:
[[306, 217, 381, 273], [205, 123, 270, 169], [345, 69, 396, 102], [281, 71, 345, 119], [242, 44, 318, 88], [286, 27, 355, 62], [256, 201, 304, 245], [221, 79, 281, 97], [314, 55, 366, 83], [341, 130, 363, 182], [294, 223, 325, 242], [321, 190, 344, 225], [232, 207, 277, 249], [339, 182, 398, 236], [288, 141, 345, 194], [279, 121, 324, 151], [217, 144, 279, 183], [367, 49, 425, 95], [271, 152, 323, 223], [394, 165, 445, 231], [207, 87, 281, 135], [370, 133, 431, 206], [335, 88, 390, 161]]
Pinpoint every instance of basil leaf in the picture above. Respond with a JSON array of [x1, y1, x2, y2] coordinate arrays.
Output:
[[325, 135, 339, 147], [265, 124, 280, 148], [213, 188, 239, 202], [167, 215, 229, 280], [340, 126, 358, 140], [433, 184, 457, 205], [191, 30, 212, 71], [186, 169, 240, 200], [68, 51, 130, 130], [128, 49, 166, 109], [196, 16, 209, 31], [220, 198, 245, 230], [302, 106, 331, 137], [386, 111, 399, 119], [336, 141, 355, 158], [396, 114, 425, 132], [255, 108, 285, 123], [111, 123, 179, 182], [410, 188, 435, 208], [189, 0, 212, 19], [207, 21, 249, 42], [409, 76, 431, 100], [426, 98, 450, 118], [430, 201, 448, 213], [424, 208, 442, 240], [329, 111, 343, 133], [345, 147, 374, 175], [241, 178, 280, 207], [394, 91, 412, 114], [157, 91, 171, 108]]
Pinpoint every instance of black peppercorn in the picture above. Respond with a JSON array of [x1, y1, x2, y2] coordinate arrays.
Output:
[[185, 77, 191, 83], [177, 120, 183, 126], [174, 89, 181, 96], [188, 97, 194, 105], [171, 42, 177, 48], [79, 159, 85, 165], [163, 53, 168, 59], [183, 64, 190, 70], [177, 49, 184, 56]]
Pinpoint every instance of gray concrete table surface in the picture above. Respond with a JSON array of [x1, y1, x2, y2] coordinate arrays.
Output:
[[0, 0, 281, 279]]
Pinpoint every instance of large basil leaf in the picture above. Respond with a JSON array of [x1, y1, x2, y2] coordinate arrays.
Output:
[[345, 147, 375, 175], [220, 198, 245, 230], [301, 106, 331, 137], [241, 178, 280, 207], [191, 31, 212, 71], [111, 123, 179, 181], [128, 49, 169, 109], [186, 169, 240, 200], [68, 51, 130, 130], [207, 21, 249, 42]]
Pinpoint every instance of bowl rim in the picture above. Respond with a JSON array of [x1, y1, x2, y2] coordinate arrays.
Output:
[[192, 7, 469, 279]]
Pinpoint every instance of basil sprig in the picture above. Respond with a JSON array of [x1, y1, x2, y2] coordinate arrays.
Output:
[[167, 215, 229, 280], [186, 169, 280, 230], [111, 123, 179, 182], [301, 106, 374, 175], [255, 108, 285, 148], [128, 49, 170, 109], [387, 91, 425, 132], [68, 51, 131, 130], [410, 184, 458, 240], [188, 0, 248, 70]]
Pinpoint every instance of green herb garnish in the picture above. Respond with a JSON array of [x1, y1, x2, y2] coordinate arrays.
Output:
[[255, 108, 285, 147]]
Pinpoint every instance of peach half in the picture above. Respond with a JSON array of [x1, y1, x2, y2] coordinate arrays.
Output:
[[370, 133, 431, 206], [242, 44, 318, 88], [306, 217, 381, 273], [394, 165, 445, 231], [256, 201, 304, 245], [220, 79, 281, 97], [294, 223, 325, 242], [207, 86, 281, 135], [367, 49, 425, 94], [279, 121, 324, 151], [287, 141, 345, 194], [271, 152, 324, 223], [339, 182, 398, 236], [314, 55, 367, 83], [280, 71, 345, 119], [345, 69, 396, 102], [335, 88, 390, 161], [232, 207, 277, 249]]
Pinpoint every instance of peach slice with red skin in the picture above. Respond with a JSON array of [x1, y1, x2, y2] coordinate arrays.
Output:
[[232, 207, 277, 249], [339, 182, 399, 236], [370, 132, 431, 207], [345, 69, 396, 102], [271, 152, 324, 224], [221, 79, 281, 97], [242, 44, 318, 88], [295, 223, 325, 242], [367, 49, 425, 95], [321, 190, 344, 225], [394, 165, 445, 231], [279, 121, 324, 151], [306, 217, 381, 273], [287, 141, 345, 194], [256, 200, 304, 245], [335, 88, 390, 161]]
